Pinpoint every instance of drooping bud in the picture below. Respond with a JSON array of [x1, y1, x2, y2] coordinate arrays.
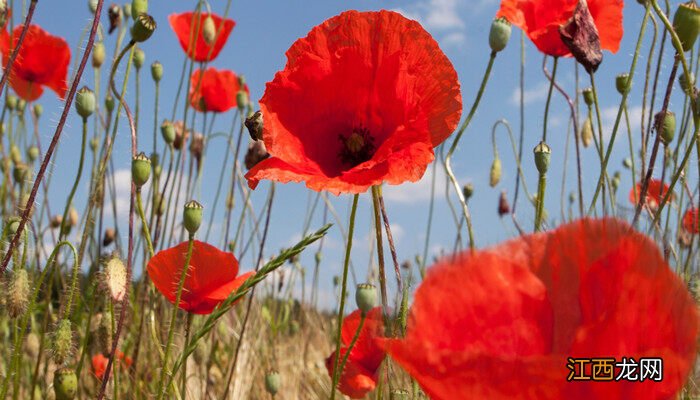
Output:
[[103, 257, 127, 301], [244, 140, 270, 170], [173, 121, 190, 150], [333, 276, 340, 287], [582, 87, 594, 106], [264, 370, 281, 396], [533, 141, 551, 174], [245, 111, 264, 141], [236, 90, 249, 111], [105, 94, 115, 113], [108, 4, 122, 35], [498, 190, 510, 217], [679, 71, 696, 94], [151, 61, 163, 82], [90, 137, 100, 153], [489, 156, 502, 187], [190, 133, 205, 168], [131, 13, 156, 43], [622, 157, 632, 169], [161, 120, 176, 145], [615, 73, 631, 95], [103, 227, 116, 246], [355, 283, 377, 314], [92, 42, 105, 68], [10, 144, 21, 164], [75, 87, 96, 119], [489, 17, 511, 53], [7, 268, 30, 318], [581, 116, 594, 148], [133, 47, 145, 70], [131, 152, 151, 188], [462, 182, 474, 201], [70, 207, 79, 227], [131, 0, 147, 19], [202, 15, 217, 45], [183, 200, 203, 235], [659, 111, 676, 145], [27, 145, 39, 163], [53, 368, 78, 400], [673, 1, 700, 52], [52, 318, 73, 365]]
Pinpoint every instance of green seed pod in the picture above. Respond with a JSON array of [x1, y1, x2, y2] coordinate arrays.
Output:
[[202, 15, 217, 45], [151, 61, 163, 82], [88, 0, 98, 13], [390, 389, 410, 400], [75, 86, 96, 119], [581, 116, 594, 148], [105, 94, 115, 113], [264, 370, 281, 396], [622, 157, 632, 169], [27, 146, 39, 163], [90, 137, 99, 153], [13, 162, 29, 184], [183, 200, 203, 235], [582, 87, 594, 106], [673, 1, 700, 52], [489, 156, 502, 187], [131, 13, 156, 43], [5, 94, 17, 111], [236, 90, 249, 111], [161, 120, 176, 144], [92, 41, 105, 68], [679, 71, 696, 94], [659, 111, 676, 145], [52, 318, 73, 365], [8, 268, 29, 318], [489, 17, 511, 53], [123, 3, 132, 20], [462, 182, 474, 201], [33, 103, 43, 119], [615, 73, 630, 95], [133, 47, 145, 70], [534, 141, 551, 174], [131, 0, 147, 19], [53, 368, 78, 400], [355, 283, 377, 314], [9, 144, 21, 164], [131, 152, 151, 187]]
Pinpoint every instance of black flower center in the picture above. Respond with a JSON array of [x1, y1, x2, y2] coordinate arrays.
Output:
[[338, 127, 375, 167]]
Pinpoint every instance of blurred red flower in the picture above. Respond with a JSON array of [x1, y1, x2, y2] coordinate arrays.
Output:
[[0, 24, 70, 101], [168, 11, 235, 62], [381, 218, 698, 400], [147, 240, 253, 315], [189, 67, 248, 113], [496, 0, 623, 57], [683, 207, 699, 234], [245, 10, 462, 195], [325, 307, 385, 399], [92, 351, 131, 380], [629, 179, 673, 209]]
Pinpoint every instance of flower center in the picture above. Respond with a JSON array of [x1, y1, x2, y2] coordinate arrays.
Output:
[[339, 127, 375, 167]]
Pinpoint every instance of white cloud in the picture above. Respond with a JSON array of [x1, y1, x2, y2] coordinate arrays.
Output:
[[510, 81, 552, 105], [601, 105, 643, 140], [394, 0, 472, 48], [383, 166, 450, 203]]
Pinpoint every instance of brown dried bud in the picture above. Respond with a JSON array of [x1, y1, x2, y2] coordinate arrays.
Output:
[[108, 3, 122, 35], [244, 140, 270, 170], [50, 215, 63, 229], [103, 228, 116, 246], [559, 0, 603, 73], [172, 121, 191, 150], [497, 190, 510, 217], [245, 111, 263, 141], [190, 133, 205, 169]]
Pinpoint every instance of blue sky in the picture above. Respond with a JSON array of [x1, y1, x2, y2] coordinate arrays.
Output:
[[21, 1, 693, 308]]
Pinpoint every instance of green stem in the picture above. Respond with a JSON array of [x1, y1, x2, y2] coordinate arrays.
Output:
[[370, 186, 388, 314], [135, 189, 155, 257], [336, 312, 366, 382], [542, 57, 558, 143]]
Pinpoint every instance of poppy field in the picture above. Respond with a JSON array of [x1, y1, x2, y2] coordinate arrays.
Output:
[[0, 0, 699, 399]]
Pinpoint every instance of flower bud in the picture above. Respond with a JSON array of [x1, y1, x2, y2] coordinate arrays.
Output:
[[151, 61, 163, 82], [108, 4, 122, 34], [5, 94, 17, 110], [25, 332, 40, 358], [462, 182, 474, 201], [581, 116, 594, 148], [489, 156, 502, 187], [533, 141, 551, 174], [131, 13, 156, 43], [498, 190, 510, 217], [70, 207, 79, 227], [679, 71, 696, 94], [98, 313, 113, 354], [131, 0, 147, 19], [105, 94, 115, 113], [153, 193, 165, 216], [190, 133, 204, 165], [10, 144, 21, 164], [5, 216, 20, 239], [103, 257, 127, 301], [27, 145, 39, 163], [489, 17, 511, 53], [103, 227, 116, 246], [123, 3, 132, 20], [568, 192, 576, 205], [236, 90, 249, 111], [264, 370, 281, 396], [355, 283, 377, 314], [202, 15, 217, 45], [622, 157, 632, 169], [659, 111, 676, 145], [183, 200, 203, 235], [13, 162, 29, 184], [92, 42, 105, 68], [17, 99, 26, 113], [673, 1, 700, 52], [612, 171, 621, 192], [90, 137, 100, 153], [133, 47, 145, 71], [52, 318, 73, 365], [50, 215, 63, 229], [33, 104, 43, 119], [582, 87, 594, 106], [75, 86, 96, 119], [161, 120, 176, 144], [615, 73, 631, 95], [245, 110, 263, 141], [53, 368, 78, 400], [88, 0, 98, 13], [8, 268, 29, 318], [131, 152, 151, 187], [244, 140, 270, 170]]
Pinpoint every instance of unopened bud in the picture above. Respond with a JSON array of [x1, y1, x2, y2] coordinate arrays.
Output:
[[533, 141, 551, 174], [50, 215, 63, 229], [462, 183, 474, 201], [5, 94, 17, 110], [489, 17, 511, 53], [679, 71, 696, 94], [202, 15, 217, 45], [489, 156, 502, 187], [153, 193, 165, 216], [88, 0, 98, 13], [151, 61, 163, 82], [92, 42, 105, 68], [27, 146, 39, 163], [498, 190, 510, 217], [161, 120, 176, 144], [612, 171, 621, 192], [33, 104, 43, 119], [105, 94, 115, 113], [582, 87, 594, 106], [623, 157, 632, 169], [75, 87, 96, 118], [103, 227, 116, 246], [8, 268, 29, 318], [236, 90, 249, 111], [264, 370, 281, 396], [133, 47, 145, 70], [103, 257, 127, 301], [131, 0, 147, 19], [659, 111, 676, 145]]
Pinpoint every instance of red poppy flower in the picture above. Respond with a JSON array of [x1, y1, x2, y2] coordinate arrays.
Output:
[[683, 207, 699, 234], [168, 11, 235, 62], [629, 179, 673, 209], [245, 10, 462, 195], [189, 67, 248, 113], [92, 354, 108, 380], [147, 240, 253, 315], [0, 24, 70, 101], [496, 0, 623, 57], [381, 218, 698, 400], [325, 307, 385, 399]]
